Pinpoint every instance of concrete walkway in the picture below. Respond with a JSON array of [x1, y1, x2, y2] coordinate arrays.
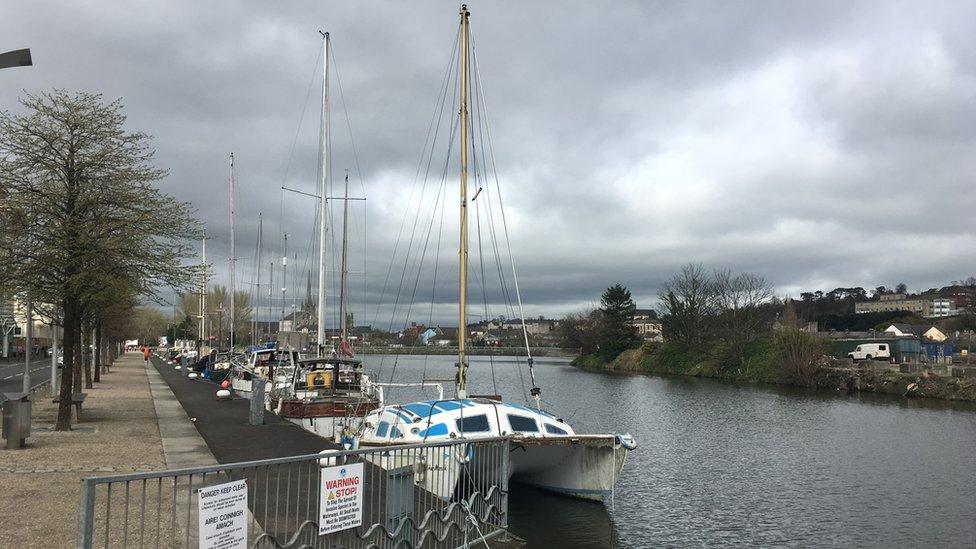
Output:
[[0, 352, 213, 548], [147, 362, 217, 469]]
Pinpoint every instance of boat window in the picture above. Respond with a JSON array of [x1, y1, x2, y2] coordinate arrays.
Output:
[[376, 421, 390, 438], [545, 424, 567, 435], [456, 415, 490, 433], [391, 426, 403, 439], [507, 414, 539, 433]]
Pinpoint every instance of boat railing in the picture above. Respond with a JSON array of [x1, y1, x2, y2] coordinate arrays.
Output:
[[371, 382, 444, 405]]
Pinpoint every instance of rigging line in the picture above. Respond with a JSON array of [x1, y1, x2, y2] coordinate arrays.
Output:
[[474, 177, 500, 397], [375, 43, 461, 378], [469, 33, 528, 402], [328, 44, 367, 195], [278, 45, 322, 268], [387, 140, 454, 387], [368, 27, 460, 332], [463, 39, 504, 399], [422, 158, 451, 384], [472, 33, 538, 396], [378, 26, 461, 384], [386, 113, 458, 388]]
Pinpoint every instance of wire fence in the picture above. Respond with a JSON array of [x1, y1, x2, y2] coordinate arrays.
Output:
[[78, 437, 510, 548]]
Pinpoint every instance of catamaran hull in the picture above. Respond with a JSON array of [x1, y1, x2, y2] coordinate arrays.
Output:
[[506, 438, 627, 501], [363, 436, 628, 504]]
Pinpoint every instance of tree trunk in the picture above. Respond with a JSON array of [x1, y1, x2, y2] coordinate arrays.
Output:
[[83, 321, 93, 389], [55, 301, 78, 430], [73, 319, 84, 394], [93, 323, 102, 382]]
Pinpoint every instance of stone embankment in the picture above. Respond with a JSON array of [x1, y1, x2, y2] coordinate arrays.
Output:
[[815, 362, 976, 402]]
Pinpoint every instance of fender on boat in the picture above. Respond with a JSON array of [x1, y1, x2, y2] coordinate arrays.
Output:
[[616, 433, 637, 450]]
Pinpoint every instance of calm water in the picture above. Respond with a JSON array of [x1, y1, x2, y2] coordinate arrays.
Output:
[[360, 354, 976, 548]]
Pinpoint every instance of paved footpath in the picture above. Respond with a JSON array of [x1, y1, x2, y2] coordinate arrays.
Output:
[[0, 352, 213, 548]]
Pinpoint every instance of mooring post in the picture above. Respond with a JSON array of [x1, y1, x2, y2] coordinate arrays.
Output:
[[250, 379, 266, 426]]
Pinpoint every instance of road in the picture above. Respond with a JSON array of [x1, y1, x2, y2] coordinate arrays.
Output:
[[0, 361, 54, 398]]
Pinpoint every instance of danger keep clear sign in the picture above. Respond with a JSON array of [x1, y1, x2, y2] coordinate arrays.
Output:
[[319, 462, 364, 535], [197, 479, 248, 549]]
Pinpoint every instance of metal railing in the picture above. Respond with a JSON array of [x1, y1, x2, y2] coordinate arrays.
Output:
[[77, 437, 510, 548]]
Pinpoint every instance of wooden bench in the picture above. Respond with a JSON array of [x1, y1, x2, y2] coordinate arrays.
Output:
[[53, 393, 87, 419]]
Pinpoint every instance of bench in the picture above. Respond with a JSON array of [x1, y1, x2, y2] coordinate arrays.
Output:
[[53, 393, 87, 419]]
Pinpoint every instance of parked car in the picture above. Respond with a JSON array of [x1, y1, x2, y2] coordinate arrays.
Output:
[[848, 343, 890, 362]]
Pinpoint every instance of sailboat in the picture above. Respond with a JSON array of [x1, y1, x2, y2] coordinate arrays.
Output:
[[355, 5, 636, 504], [269, 32, 379, 440]]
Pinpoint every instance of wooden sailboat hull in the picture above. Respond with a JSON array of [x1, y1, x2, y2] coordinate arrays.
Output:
[[277, 397, 379, 440]]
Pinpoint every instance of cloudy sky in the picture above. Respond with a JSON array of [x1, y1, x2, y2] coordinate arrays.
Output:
[[4, 1, 976, 326]]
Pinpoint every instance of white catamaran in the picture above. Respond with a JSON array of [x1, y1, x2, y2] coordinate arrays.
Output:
[[354, 5, 635, 504]]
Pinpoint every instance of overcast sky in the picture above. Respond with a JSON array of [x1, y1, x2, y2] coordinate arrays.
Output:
[[4, 1, 976, 326]]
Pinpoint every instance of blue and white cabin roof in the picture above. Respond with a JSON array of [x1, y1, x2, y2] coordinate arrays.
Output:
[[359, 398, 575, 444]]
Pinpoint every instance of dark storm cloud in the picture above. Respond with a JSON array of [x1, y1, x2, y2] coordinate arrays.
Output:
[[4, 0, 975, 323]]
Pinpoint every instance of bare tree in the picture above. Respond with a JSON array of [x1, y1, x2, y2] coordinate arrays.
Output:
[[660, 263, 716, 349], [713, 269, 775, 365]]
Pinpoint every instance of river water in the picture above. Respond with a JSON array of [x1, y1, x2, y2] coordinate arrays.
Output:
[[361, 354, 976, 548]]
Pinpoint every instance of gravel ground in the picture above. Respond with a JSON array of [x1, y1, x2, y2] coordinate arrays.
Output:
[[0, 353, 166, 548]]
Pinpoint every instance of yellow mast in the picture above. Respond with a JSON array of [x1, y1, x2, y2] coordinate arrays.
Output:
[[456, 4, 471, 398]]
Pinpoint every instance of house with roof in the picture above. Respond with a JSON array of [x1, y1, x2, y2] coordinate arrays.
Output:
[[427, 327, 459, 346], [883, 324, 947, 342], [629, 308, 663, 342], [418, 327, 438, 345]]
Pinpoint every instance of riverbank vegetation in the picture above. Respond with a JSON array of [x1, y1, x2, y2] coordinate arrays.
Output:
[[566, 264, 976, 401], [567, 264, 830, 386]]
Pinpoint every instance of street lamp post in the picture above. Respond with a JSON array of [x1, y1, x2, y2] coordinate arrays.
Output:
[[3, 47, 34, 392]]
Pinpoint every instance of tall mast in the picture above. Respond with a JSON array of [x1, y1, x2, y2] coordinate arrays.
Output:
[[456, 4, 471, 398], [268, 260, 274, 341], [281, 233, 288, 332], [229, 152, 236, 351], [255, 213, 262, 345], [339, 174, 350, 341], [316, 31, 331, 357], [200, 233, 207, 346]]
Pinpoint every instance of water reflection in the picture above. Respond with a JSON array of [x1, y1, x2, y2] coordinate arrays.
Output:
[[508, 483, 621, 548], [361, 354, 976, 547]]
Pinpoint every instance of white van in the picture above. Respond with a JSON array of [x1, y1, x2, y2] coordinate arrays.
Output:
[[848, 343, 890, 362]]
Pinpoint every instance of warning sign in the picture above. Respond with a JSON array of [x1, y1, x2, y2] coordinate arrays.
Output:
[[319, 462, 364, 535], [197, 479, 248, 549]]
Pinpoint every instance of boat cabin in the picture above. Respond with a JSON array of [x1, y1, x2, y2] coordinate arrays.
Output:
[[292, 357, 367, 395], [361, 398, 575, 444]]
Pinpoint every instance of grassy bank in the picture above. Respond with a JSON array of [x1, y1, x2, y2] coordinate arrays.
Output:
[[575, 338, 795, 383], [575, 337, 976, 402]]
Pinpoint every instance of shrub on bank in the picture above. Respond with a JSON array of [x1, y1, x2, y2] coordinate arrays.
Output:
[[775, 330, 829, 386], [579, 331, 829, 388]]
